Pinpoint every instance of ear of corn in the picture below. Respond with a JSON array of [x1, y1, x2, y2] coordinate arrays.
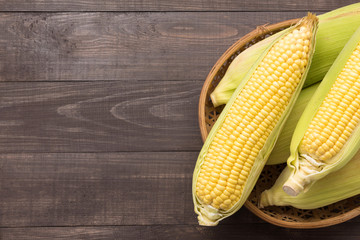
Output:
[[192, 14, 318, 226], [260, 148, 360, 209], [267, 83, 319, 165], [210, 3, 360, 107], [282, 26, 360, 197]]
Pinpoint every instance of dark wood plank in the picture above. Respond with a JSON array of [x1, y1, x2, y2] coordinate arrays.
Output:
[[0, 0, 357, 11], [2, 223, 360, 240], [0, 152, 262, 227], [0, 81, 204, 152], [1, 152, 358, 227], [0, 12, 312, 82]]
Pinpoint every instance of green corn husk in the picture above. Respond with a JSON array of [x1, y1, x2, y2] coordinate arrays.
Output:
[[210, 3, 360, 107], [282, 26, 360, 196], [260, 149, 360, 209], [267, 83, 319, 165], [192, 14, 318, 226]]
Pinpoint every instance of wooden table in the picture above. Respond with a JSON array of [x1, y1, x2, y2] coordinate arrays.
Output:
[[1, 1, 360, 239]]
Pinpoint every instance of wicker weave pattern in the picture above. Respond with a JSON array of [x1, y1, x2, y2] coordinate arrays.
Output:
[[199, 19, 360, 228]]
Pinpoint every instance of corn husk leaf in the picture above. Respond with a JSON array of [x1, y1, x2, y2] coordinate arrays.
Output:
[[260, 148, 360, 209]]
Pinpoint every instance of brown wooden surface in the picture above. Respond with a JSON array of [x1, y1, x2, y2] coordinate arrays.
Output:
[[1, 1, 360, 239], [2, 223, 360, 240], [0, 82, 202, 152], [0, 0, 356, 11]]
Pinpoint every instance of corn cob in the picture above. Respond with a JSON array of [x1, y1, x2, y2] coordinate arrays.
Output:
[[192, 14, 318, 226], [267, 83, 319, 165], [282, 26, 360, 197], [260, 149, 360, 209], [210, 3, 360, 107]]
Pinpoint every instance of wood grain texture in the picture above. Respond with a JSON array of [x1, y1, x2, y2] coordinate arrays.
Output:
[[1, 1, 360, 237], [0, 0, 357, 11], [0, 81, 203, 152], [0, 12, 312, 82], [0, 152, 262, 227], [2, 223, 360, 240]]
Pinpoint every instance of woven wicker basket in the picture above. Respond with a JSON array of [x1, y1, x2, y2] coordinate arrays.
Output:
[[198, 19, 360, 228]]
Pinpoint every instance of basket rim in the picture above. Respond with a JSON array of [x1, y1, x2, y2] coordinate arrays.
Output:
[[198, 18, 360, 229]]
